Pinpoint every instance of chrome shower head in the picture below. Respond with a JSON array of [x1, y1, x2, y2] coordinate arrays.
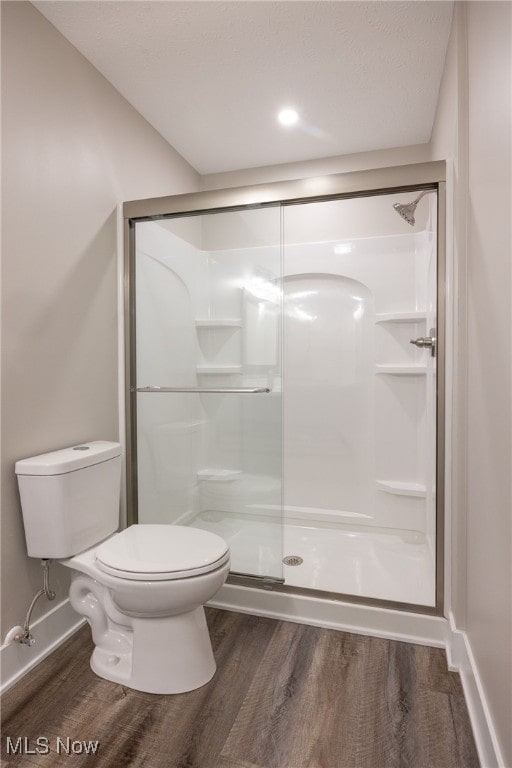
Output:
[[393, 190, 431, 227], [393, 201, 417, 226]]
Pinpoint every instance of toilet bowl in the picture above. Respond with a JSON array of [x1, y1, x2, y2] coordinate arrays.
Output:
[[15, 442, 230, 694], [65, 525, 230, 694]]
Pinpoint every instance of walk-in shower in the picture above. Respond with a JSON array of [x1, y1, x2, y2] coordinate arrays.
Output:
[[124, 162, 446, 616]]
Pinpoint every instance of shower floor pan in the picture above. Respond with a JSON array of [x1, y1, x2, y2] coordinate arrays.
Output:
[[193, 511, 435, 608]]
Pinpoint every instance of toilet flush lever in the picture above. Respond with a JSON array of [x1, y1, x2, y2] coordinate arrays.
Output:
[[410, 329, 436, 357]]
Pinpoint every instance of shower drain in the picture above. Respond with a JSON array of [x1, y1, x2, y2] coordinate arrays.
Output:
[[283, 555, 303, 566]]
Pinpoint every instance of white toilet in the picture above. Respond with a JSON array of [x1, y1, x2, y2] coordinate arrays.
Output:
[[15, 441, 230, 694]]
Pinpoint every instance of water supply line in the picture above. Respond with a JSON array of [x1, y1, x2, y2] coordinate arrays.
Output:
[[14, 559, 56, 646]]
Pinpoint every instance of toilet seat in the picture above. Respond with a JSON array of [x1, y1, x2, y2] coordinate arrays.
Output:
[[95, 524, 230, 581]]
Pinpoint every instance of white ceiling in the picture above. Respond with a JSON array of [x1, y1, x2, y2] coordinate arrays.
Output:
[[33, 1, 453, 176]]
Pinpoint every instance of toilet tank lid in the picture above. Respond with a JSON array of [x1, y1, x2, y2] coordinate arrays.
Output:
[[15, 441, 121, 476]]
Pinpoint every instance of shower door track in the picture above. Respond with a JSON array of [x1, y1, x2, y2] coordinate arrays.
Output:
[[123, 159, 447, 618], [226, 575, 440, 616]]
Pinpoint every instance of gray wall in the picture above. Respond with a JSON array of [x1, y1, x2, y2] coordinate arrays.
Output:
[[0, 1, 199, 635], [431, 4, 511, 763], [465, 4, 511, 763], [200, 143, 431, 190]]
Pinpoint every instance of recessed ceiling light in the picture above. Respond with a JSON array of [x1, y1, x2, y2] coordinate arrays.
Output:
[[278, 108, 299, 127]]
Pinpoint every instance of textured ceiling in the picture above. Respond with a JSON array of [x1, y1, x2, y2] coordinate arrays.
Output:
[[33, 1, 453, 175]]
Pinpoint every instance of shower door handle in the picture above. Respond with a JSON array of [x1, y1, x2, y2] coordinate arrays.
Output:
[[135, 386, 272, 394], [410, 329, 436, 357]]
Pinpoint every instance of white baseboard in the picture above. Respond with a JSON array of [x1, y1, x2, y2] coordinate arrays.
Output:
[[445, 613, 506, 768], [0, 599, 84, 695], [209, 583, 448, 646]]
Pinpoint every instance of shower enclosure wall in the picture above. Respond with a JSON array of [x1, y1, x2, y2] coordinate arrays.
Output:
[[124, 162, 445, 616]]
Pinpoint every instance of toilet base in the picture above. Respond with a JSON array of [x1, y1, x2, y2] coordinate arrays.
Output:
[[90, 606, 216, 694]]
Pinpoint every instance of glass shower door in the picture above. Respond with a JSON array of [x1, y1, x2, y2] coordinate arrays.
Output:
[[133, 206, 283, 581], [281, 191, 438, 606]]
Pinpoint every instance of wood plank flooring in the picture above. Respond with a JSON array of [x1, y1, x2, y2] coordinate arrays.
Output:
[[1, 608, 479, 768]]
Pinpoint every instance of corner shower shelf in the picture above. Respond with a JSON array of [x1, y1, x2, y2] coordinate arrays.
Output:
[[375, 365, 426, 375], [375, 312, 427, 324], [376, 480, 427, 498], [195, 319, 242, 328], [196, 365, 242, 375]]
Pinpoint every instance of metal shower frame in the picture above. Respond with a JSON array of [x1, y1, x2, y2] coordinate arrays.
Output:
[[123, 160, 447, 617]]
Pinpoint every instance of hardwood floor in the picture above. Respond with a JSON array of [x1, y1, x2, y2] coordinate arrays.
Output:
[[1, 608, 479, 768]]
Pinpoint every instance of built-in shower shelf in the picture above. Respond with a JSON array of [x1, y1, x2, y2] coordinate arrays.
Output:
[[195, 319, 242, 328], [375, 365, 427, 375], [375, 312, 427, 324], [196, 365, 242, 375], [376, 480, 427, 498], [197, 468, 241, 482]]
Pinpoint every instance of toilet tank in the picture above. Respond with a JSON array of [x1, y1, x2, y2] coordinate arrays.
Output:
[[15, 441, 122, 558]]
